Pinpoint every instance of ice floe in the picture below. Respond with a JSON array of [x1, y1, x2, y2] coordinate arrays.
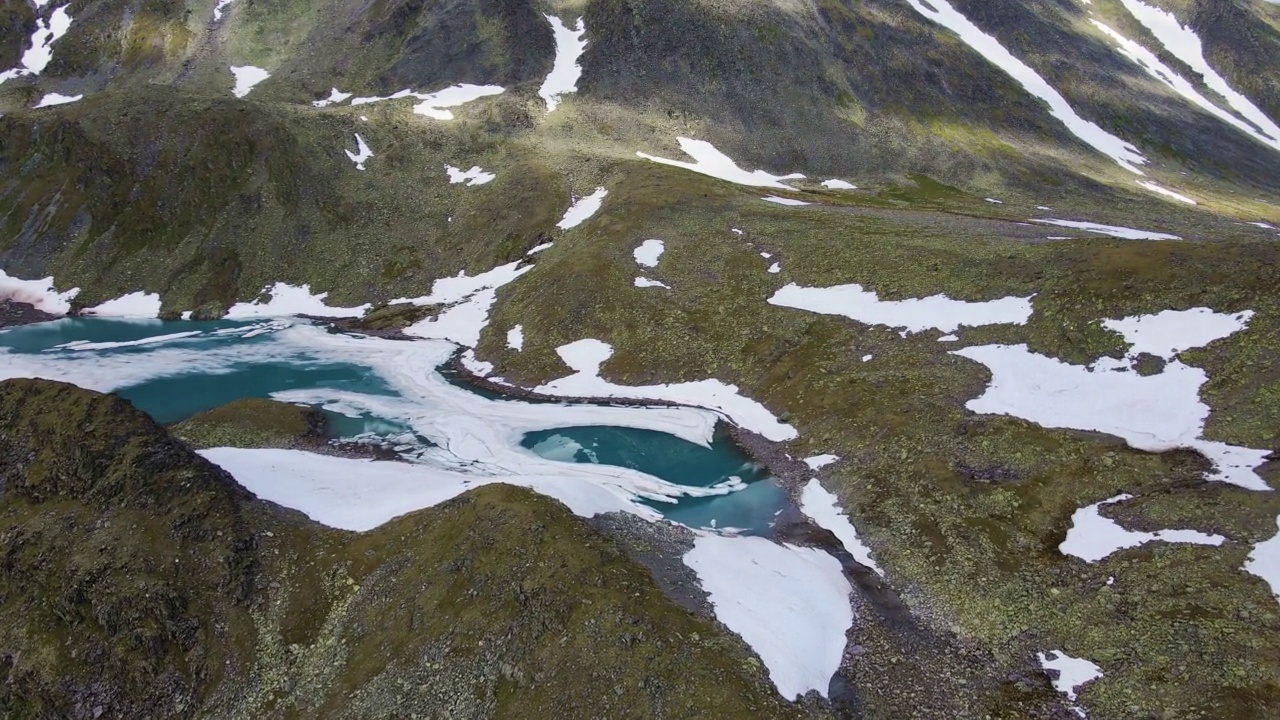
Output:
[[230, 65, 270, 98], [1037, 650, 1102, 717], [226, 283, 370, 319], [633, 277, 670, 289], [0, 269, 79, 314], [903, 0, 1146, 173], [33, 92, 81, 108], [506, 325, 524, 351], [1090, 19, 1280, 154], [800, 478, 884, 576], [0, 5, 72, 85], [633, 239, 664, 268], [81, 291, 161, 318], [1137, 181, 1195, 205], [822, 179, 857, 190], [803, 454, 840, 470], [1030, 218, 1179, 240], [539, 15, 586, 112], [445, 165, 496, 186], [1117, 0, 1280, 150], [1244, 517, 1280, 603], [637, 138, 805, 189], [556, 187, 607, 229], [762, 195, 810, 207], [350, 84, 505, 119], [684, 534, 852, 700], [769, 283, 1033, 334], [312, 88, 351, 107], [345, 134, 373, 170], [952, 307, 1270, 490], [1059, 493, 1225, 563], [537, 338, 798, 441]]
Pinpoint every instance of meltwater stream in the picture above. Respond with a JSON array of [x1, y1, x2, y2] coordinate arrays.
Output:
[[0, 318, 786, 533]]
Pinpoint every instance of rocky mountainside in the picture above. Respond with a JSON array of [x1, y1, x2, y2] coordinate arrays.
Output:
[[3, 0, 1280, 718]]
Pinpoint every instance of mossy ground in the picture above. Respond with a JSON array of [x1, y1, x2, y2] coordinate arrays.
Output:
[[172, 397, 324, 449], [0, 379, 804, 719]]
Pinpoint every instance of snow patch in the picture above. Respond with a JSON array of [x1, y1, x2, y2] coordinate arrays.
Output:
[[506, 325, 524, 351], [345, 134, 373, 170], [1031, 219, 1179, 240], [226, 283, 370, 319], [1137, 181, 1196, 205], [539, 16, 587, 112], [763, 195, 810, 206], [633, 277, 670, 289], [903, 0, 1146, 173], [556, 187, 607, 229], [81, 291, 161, 318], [684, 534, 852, 700], [803, 454, 839, 470], [230, 65, 270, 98], [445, 165, 496, 186], [350, 84, 505, 120], [801, 478, 884, 576], [952, 306, 1270, 491], [637, 138, 804, 189], [537, 339, 798, 441], [33, 92, 81, 108], [312, 88, 351, 108], [633, 239, 664, 268], [769, 283, 1033, 334], [213, 0, 233, 21], [0, 5, 73, 85], [1244, 517, 1280, 603], [1059, 493, 1225, 563], [822, 179, 857, 190], [398, 261, 534, 349], [767, 263, 781, 274], [1037, 650, 1102, 717], [0, 269, 79, 314]]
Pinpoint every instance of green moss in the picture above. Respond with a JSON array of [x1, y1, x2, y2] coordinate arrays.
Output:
[[172, 398, 323, 449]]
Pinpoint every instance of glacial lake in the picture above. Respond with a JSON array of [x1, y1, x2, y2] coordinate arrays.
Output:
[[0, 317, 786, 534]]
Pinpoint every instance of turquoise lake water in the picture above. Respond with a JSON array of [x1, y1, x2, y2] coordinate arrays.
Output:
[[0, 318, 785, 534]]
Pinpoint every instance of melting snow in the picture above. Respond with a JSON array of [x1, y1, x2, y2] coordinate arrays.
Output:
[[1059, 493, 1225, 563], [345, 134, 373, 170], [446, 165, 496, 186], [767, 263, 781, 274], [1247, 222, 1276, 230], [81, 291, 161, 318], [213, 0, 233, 21], [312, 88, 352, 107], [539, 15, 586, 112], [0, 5, 73, 85], [1090, 19, 1280, 154], [903, 0, 1146, 173], [33, 92, 81, 108], [537, 339, 798, 441], [1037, 650, 1102, 717], [637, 138, 805, 189], [0, 269, 79, 314], [526, 242, 554, 255], [985, 198, 1004, 204], [556, 187, 607, 229], [1137, 181, 1196, 205], [1244, 517, 1280, 603], [506, 325, 524, 351], [861, 354, 873, 362], [769, 283, 1033, 334], [634, 277, 670, 289], [350, 84, 505, 120], [230, 65, 270, 98], [1030, 219, 1179, 240], [684, 534, 852, 700], [953, 307, 1269, 491], [822, 179, 857, 190], [803, 454, 840, 470], [397, 261, 534, 349], [801, 478, 884, 576], [633, 239, 664, 268], [226, 283, 370, 319], [1117, 0, 1280, 151], [762, 195, 810, 206]]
